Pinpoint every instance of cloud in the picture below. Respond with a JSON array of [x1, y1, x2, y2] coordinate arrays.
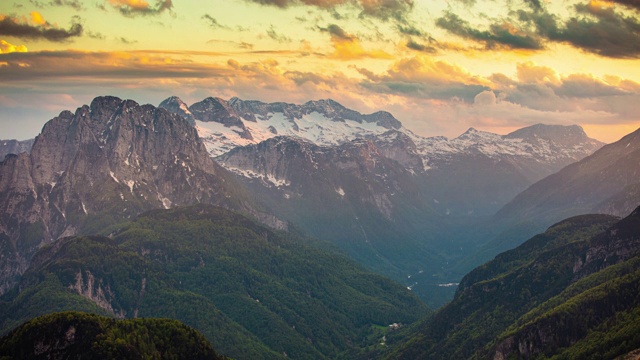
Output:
[[0, 13, 83, 42], [608, 0, 640, 11], [405, 39, 436, 53], [516, 2, 640, 58], [516, 61, 559, 85], [319, 23, 392, 59], [107, 0, 172, 17], [30, 0, 84, 10], [359, 55, 489, 101], [244, 0, 413, 21], [202, 14, 230, 30], [440, 1, 640, 57], [397, 23, 425, 36], [0, 48, 637, 144], [0, 39, 28, 53], [266, 25, 292, 43], [436, 11, 543, 50], [357, 0, 414, 21], [522, 0, 543, 12], [119, 37, 138, 44]]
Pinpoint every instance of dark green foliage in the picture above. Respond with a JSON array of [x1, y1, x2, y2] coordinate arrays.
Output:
[[487, 257, 640, 360], [386, 210, 640, 359], [1, 204, 428, 359], [0, 311, 225, 359]]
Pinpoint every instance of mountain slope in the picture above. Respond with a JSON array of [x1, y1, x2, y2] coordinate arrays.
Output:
[[0, 205, 429, 359], [215, 123, 602, 306], [0, 96, 261, 296], [476, 127, 640, 261], [216, 135, 463, 306], [388, 206, 640, 359], [498, 127, 640, 222], [0, 311, 225, 359]]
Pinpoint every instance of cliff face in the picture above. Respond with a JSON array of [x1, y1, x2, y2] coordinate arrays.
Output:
[[0, 96, 248, 295], [489, 206, 640, 360]]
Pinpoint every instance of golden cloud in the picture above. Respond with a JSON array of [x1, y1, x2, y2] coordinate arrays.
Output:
[[109, 0, 151, 10], [322, 24, 393, 60], [0, 40, 28, 54]]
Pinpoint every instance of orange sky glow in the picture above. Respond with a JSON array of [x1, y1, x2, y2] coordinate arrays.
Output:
[[0, 0, 638, 143]]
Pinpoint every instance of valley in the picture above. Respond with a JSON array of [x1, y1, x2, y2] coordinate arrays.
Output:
[[0, 95, 639, 359]]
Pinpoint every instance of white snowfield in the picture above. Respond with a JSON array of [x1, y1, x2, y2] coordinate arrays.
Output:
[[196, 111, 394, 157], [197, 110, 598, 163]]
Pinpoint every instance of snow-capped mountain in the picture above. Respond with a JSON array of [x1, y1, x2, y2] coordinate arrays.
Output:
[[416, 125, 602, 165], [160, 96, 603, 218], [161, 97, 603, 181], [161, 96, 402, 156]]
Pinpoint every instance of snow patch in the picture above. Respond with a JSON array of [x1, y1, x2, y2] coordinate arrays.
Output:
[[125, 180, 135, 193], [109, 171, 119, 183], [336, 187, 345, 197]]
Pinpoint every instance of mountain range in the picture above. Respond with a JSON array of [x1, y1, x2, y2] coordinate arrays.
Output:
[[1, 94, 639, 358], [0, 95, 609, 307]]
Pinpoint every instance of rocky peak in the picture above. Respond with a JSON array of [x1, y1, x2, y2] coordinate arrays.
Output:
[[158, 96, 196, 126], [188, 97, 252, 140], [505, 123, 594, 147], [0, 96, 255, 295]]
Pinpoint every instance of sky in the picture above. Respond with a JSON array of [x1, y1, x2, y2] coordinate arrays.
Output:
[[0, 0, 639, 143]]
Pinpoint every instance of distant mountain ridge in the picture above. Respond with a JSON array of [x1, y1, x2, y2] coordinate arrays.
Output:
[[0, 139, 34, 158], [162, 95, 603, 217]]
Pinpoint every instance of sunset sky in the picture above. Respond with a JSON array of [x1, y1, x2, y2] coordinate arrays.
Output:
[[0, 0, 639, 142]]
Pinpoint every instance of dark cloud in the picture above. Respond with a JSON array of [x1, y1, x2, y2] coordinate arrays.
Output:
[[266, 25, 292, 43], [609, 0, 640, 11], [436, 11, 543, 50], [0, 14, 83, 42], [320, 23, 355, 40], [397, 23, 424, 36], [522, 0, 542, 12], [517, 3, 640, 58], [109, 0, 172, 17], [202, 14, 230, 30], [86, 30, 106, 39], [30, 0, 84, 10], [452, 0, 476, 6], [119, 37, 137, 44], [406, 39, 436, 53], [361, 80, 487, 102], [358, 0, 414, 21], [244, 0, 413, 21]]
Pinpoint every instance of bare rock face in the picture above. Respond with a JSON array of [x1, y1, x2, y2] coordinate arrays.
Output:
[[158, 96, 196, 126], [188, 97, 253, 140], [0, 96, 248, 295]]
